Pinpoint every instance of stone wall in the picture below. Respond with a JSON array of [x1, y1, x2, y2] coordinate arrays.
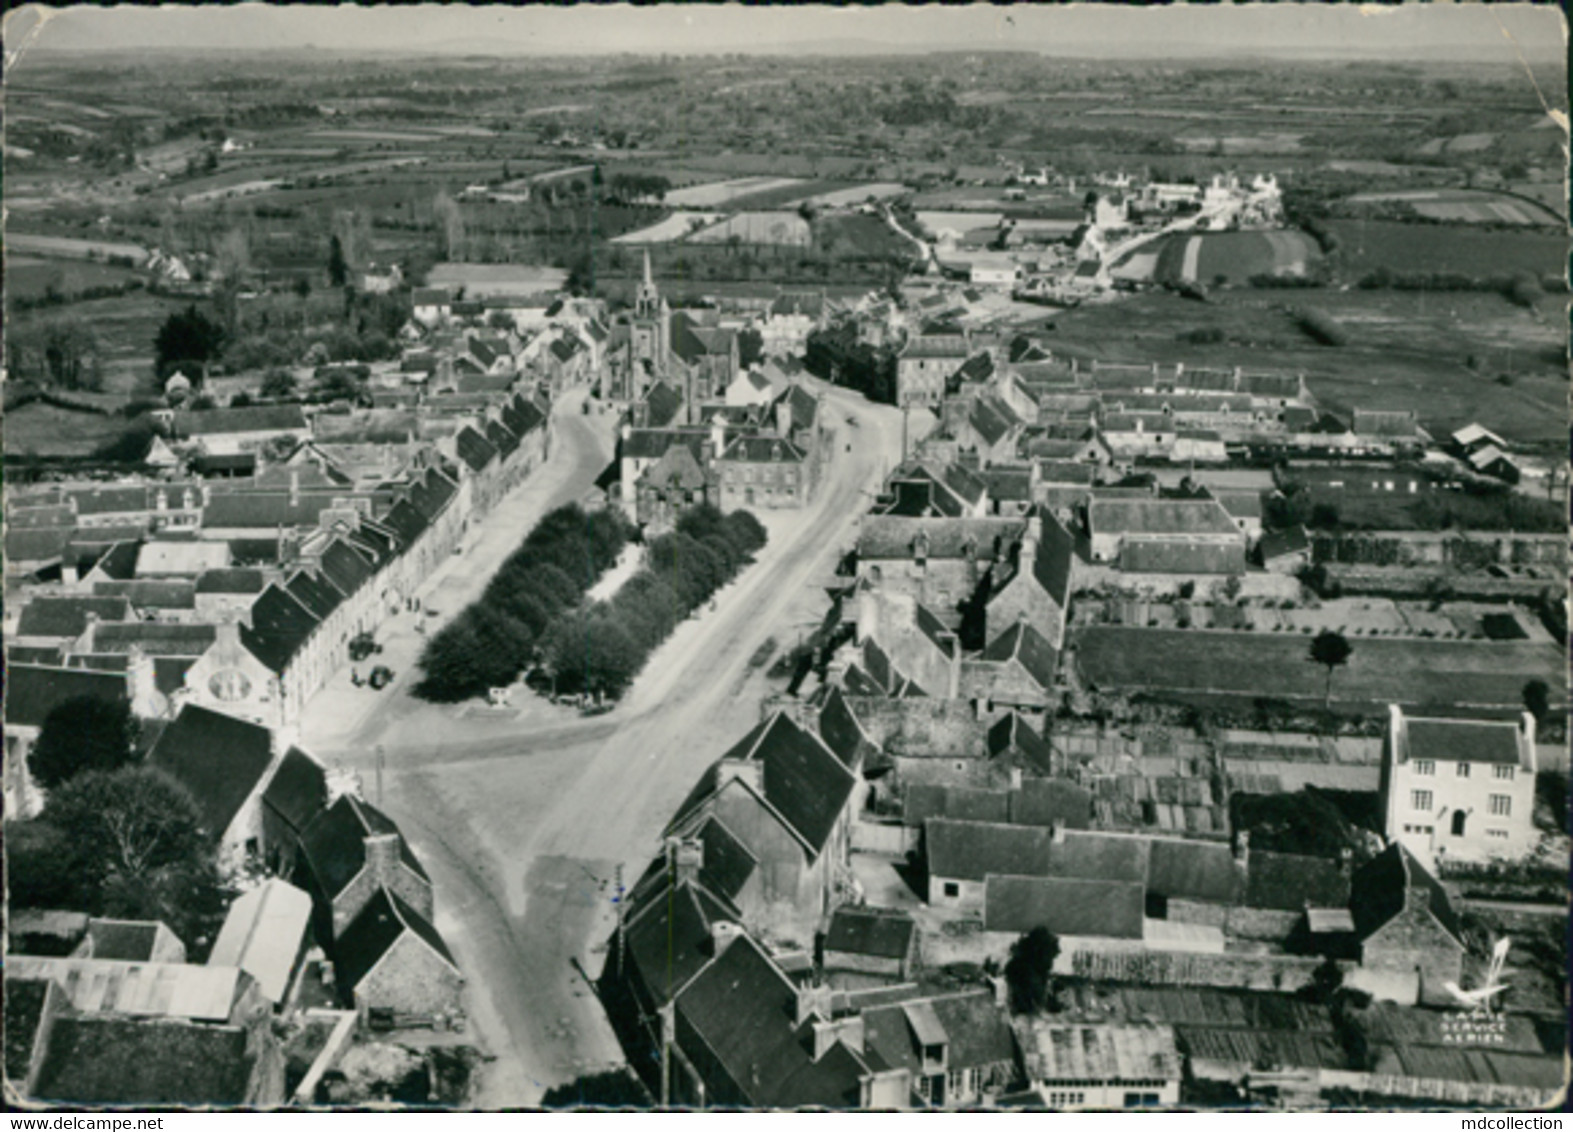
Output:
[[1066, 946, 1337, 993]]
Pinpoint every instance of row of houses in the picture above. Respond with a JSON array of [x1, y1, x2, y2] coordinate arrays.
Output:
[[5, 388, 554, 817], [5, 705, 464, 1108]]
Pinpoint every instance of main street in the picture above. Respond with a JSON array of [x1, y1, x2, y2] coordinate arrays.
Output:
[[305, 379, 911, 1105]]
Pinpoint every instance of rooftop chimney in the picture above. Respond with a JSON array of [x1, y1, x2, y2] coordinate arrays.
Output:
[[710, 919, 742, 957], [664, 835, 703, 888], [288, 470, 301, 507], [1050, 820, 1067, 845], [363, 832, 402, 886], [795, 981, 833, 1027], [717, 757, 763, 795], [1233, 829, 1250, 865]]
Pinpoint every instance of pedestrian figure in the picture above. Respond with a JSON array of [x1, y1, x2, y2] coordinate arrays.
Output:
[[351, 668, 361, 687]]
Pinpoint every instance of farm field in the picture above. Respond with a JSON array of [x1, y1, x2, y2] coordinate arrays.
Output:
[[1151, 229, 1320, 285], [720, 178, 863, 211], [917, 211, 1004, 237], [687, 212, 811, 247], [6, 232, 149, 264], [2, 401, 136, 460], [812, 212, 916, 259], [1072, 626, 1564, 715], [1342, 188, 1561, 226], [785, 182, 907, 208], [1325, 220, 1564, 278], [664, 176, 805, 207], [6, 256, 143, 300], [609, 211, 722, 244]]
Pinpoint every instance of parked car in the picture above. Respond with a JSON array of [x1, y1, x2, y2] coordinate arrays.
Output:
[[368, 665, 395, 690], [349, 632, 381, 662]]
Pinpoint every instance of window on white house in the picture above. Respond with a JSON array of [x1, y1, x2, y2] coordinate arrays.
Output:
[[1411, 790, 1433, 811], [1489, 794, 1511, 817], [1456, 763, 1470, 778], [943, 882, 960, 898], [1413, 760, 1435, 776], [1494, 765, 1515, 781]]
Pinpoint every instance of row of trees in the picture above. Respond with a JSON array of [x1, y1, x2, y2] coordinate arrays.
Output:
[[415, 504, 634, 702], [10, 696, 230, 954], [549, 505, 769, 700]]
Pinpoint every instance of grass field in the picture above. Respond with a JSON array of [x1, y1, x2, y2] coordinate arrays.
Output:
[[665, 176, 806, 207], [6, 257, 143, 301], [721, 178, 863, 211], [688, 211, 811, 247], [812, 212, 914, 259], [6, 232, 149, 264], [610, 211, 722, 244], [1073, 626, 1563, 714], [3, 400, 135, 459], [1343, 189, 1561, 227], [1326, 220, 1564, 278], [1152, 229, 1320, 285]]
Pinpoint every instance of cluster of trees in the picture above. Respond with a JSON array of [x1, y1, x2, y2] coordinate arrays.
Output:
[[603, 173, 672, 204], [1356, 266, 1550, 307], [6, 315, 106, 391], [9, 697, 230, 953], [154, 304, 227, 381], [415, 504, 634, 703], [804, 319, 898, 405], [1289, 307, 1349, 347], [543, 505, 768, 700]]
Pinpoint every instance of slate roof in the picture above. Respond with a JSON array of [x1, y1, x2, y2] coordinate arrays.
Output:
[[1244, 850, 1349, 912], [16, 596, 132, 638], [968, 396, 1020, 448], [987, 713, 1055, 776], [485, 418, 520, 457], [148, 705, 276, 838], [318, 538, 376, 596], [1009, 779, 1093, 831], [333, 888, 458, 994], [984, 466, 1033, 502], [980, 621, 1059, 688], [1147, 839, 1239, 904], [5, 526, 72, 563], [1120, 539, 1246, 575], [172, 404, 308, 437], [621, 861, 739, 996], [696, 816, 758, 904], [90, 579, 197, 611], [640, 382, 685, 429], [31, 1016, 254, 1106], [81, 919, 164, 962], [240, 585, 320, 673], [906, 784, 1012, 827], [1349, 843, 1463, 947], [201, 490, 342, 530], [985, 875, 1146, 937], [900, 334, 971, 359], [720, 436, 808, 464], [942, 463, 989, 506], [674, 934, 864, 1108], [88, 621, 216, 656], [455, 426, 499, 473], [186, 568, 263, 596], [4, 664, 129, 728], [1403, 717, 1526, 768], [824, 907, 916, 963], [640, 442, 709, 492], [926, 819, 1051, 882], [261, 747, 329, 837], [816, 686, 872, 769], [284, 570, 345, 621], [714, 713, 856, 859], [1089, 497, 1239, 538], [297, 794, 428, 902], [856, 516, 1024, 561], [770, 384, 820, 434]]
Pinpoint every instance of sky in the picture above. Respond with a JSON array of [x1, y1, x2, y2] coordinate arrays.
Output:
[[5, 2, 1566, 63]]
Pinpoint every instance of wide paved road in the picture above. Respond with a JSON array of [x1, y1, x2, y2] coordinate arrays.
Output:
[[309, 379, 908, 1105]]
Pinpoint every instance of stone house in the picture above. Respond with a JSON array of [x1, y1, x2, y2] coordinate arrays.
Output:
[[296, 793, 434, 939]]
